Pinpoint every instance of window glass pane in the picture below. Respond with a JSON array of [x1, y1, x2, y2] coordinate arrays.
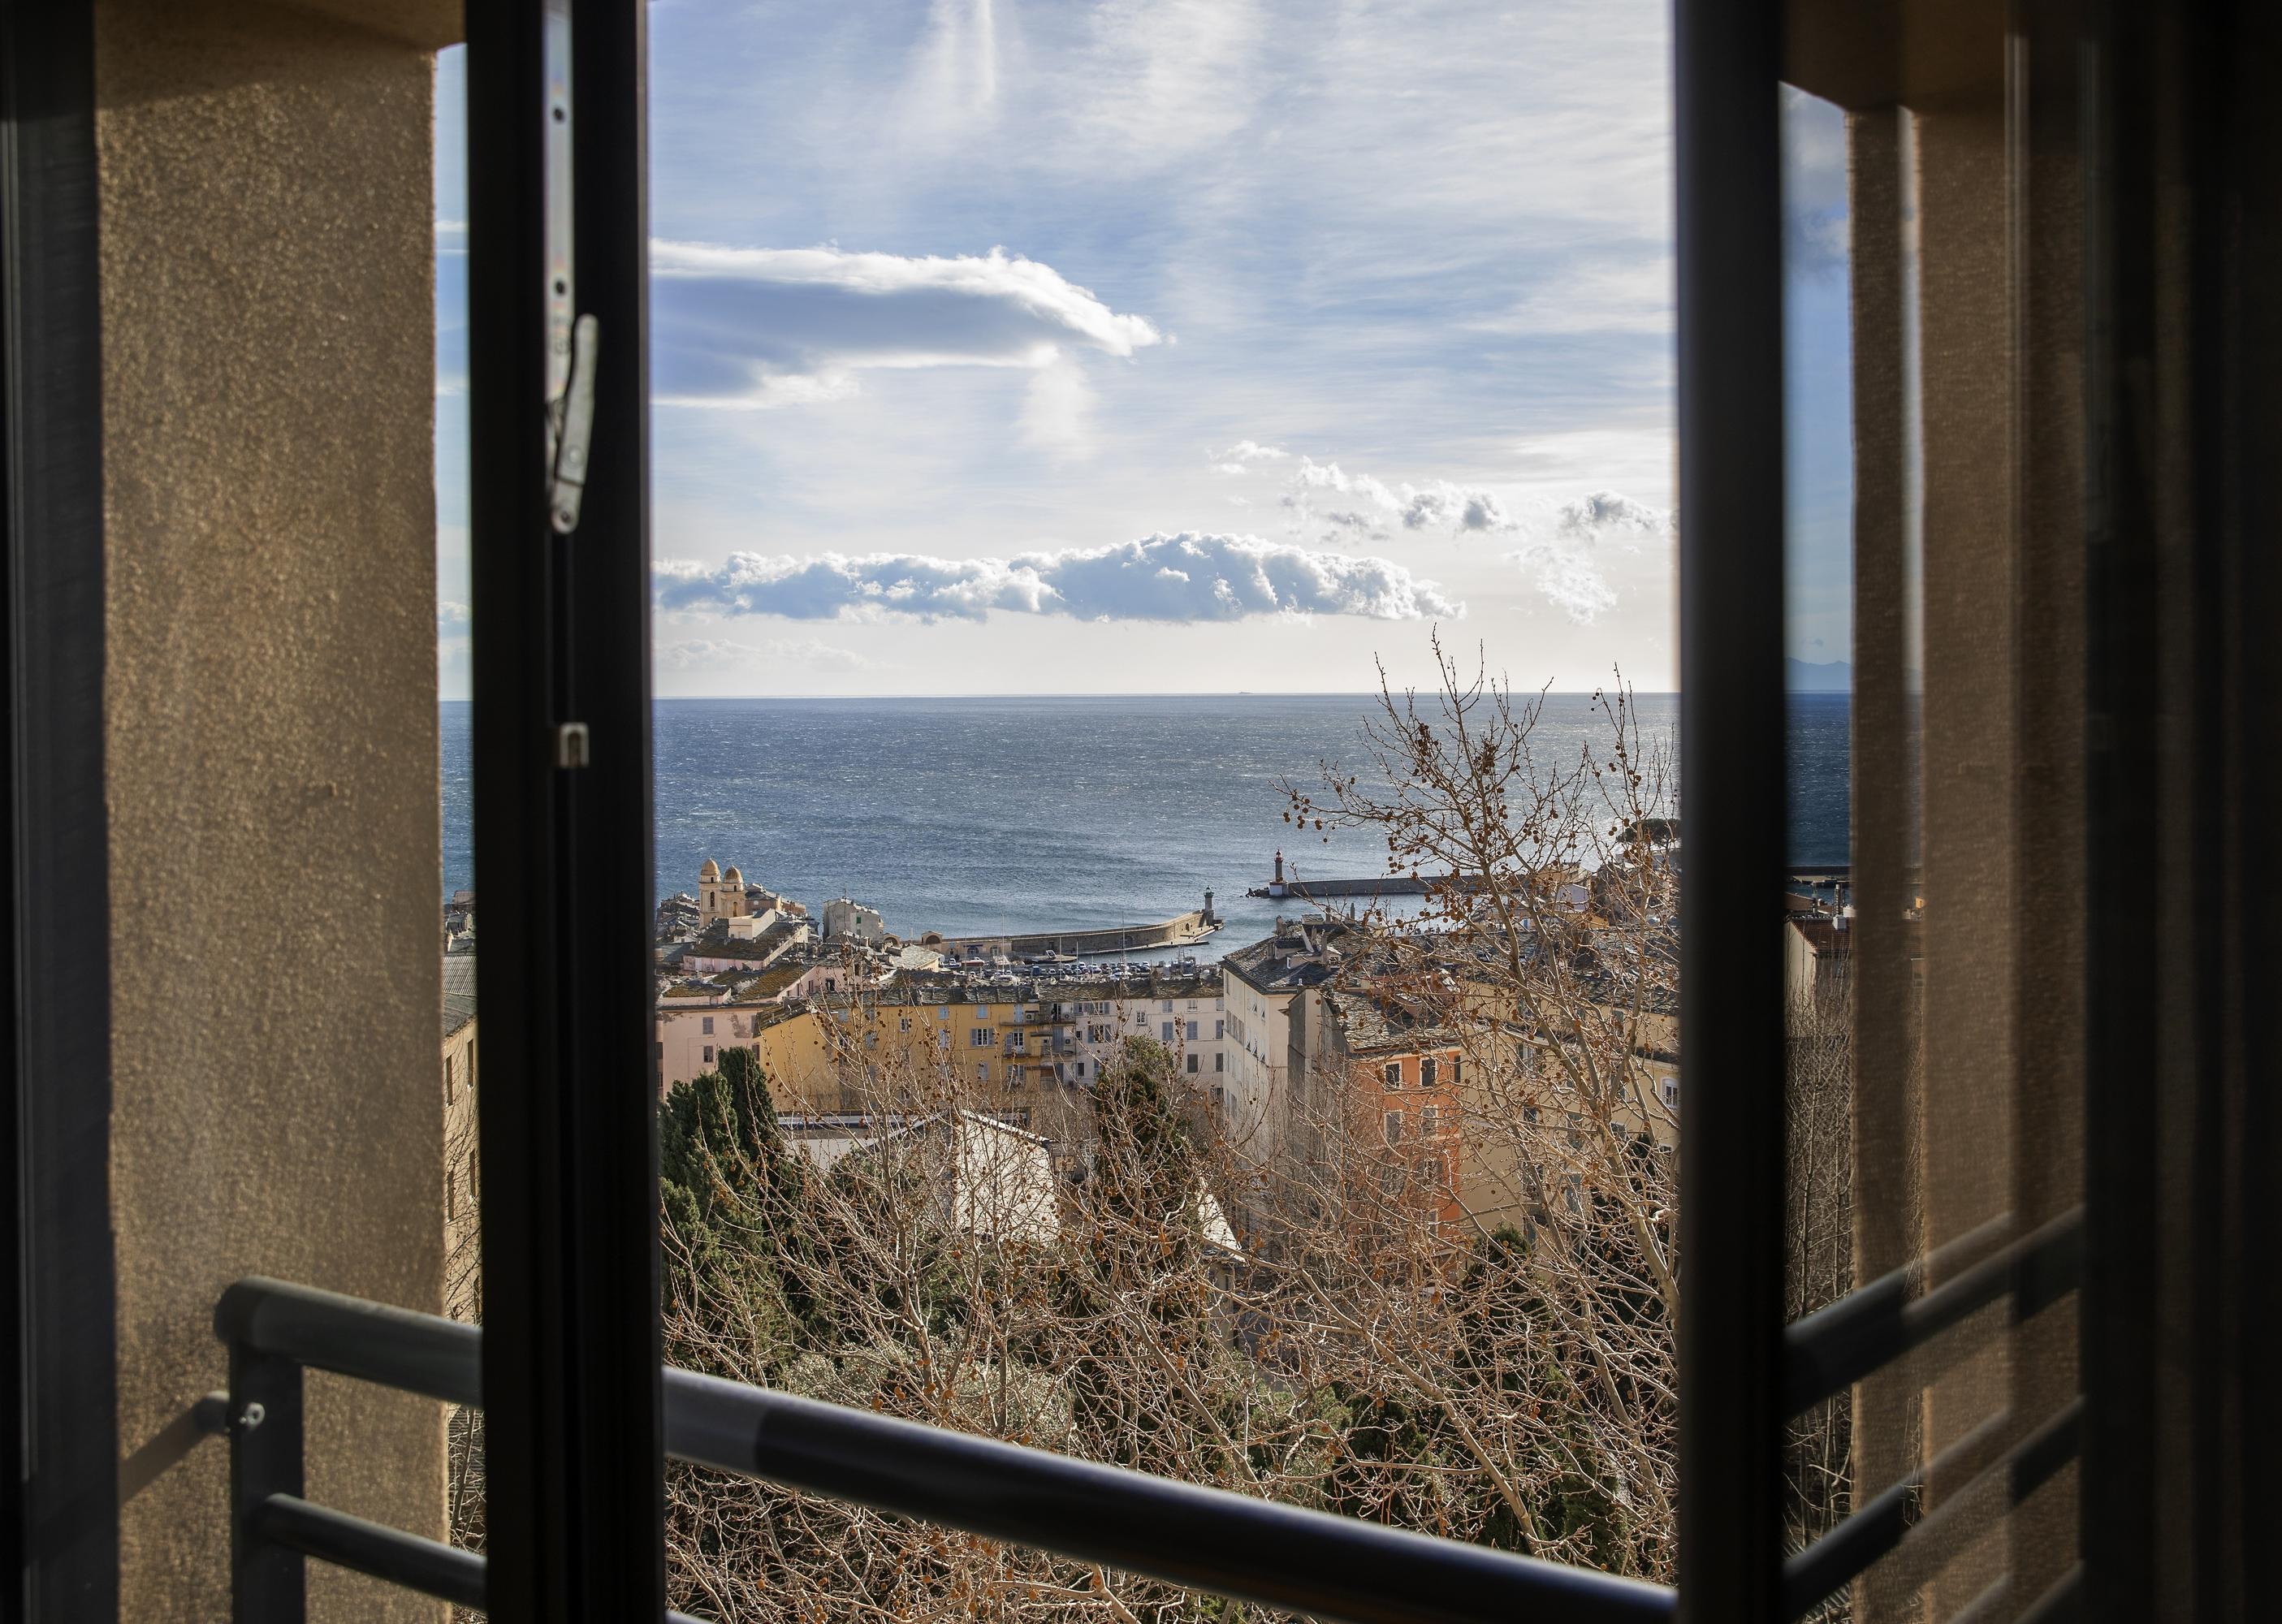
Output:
[[1778, 17, 2085, 1608], [434, 38, 486, 1576], [647, 0, 1681, 1604]]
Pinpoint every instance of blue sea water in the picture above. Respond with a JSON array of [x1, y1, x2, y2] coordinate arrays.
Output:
[[440, 693, 1850, 961]]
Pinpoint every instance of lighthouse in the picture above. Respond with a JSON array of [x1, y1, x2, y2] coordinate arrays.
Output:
[[1269, 849, 1287, 898]]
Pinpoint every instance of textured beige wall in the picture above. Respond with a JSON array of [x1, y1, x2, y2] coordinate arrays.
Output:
[[97, 1, 447, 1617]]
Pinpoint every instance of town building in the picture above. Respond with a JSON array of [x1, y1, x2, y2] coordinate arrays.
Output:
[[695, 857, 806, 931], [820, 896, 888, 944], [1220, 918, 1355, 1158], [658, 965, 1229, 1180], [783, 1111, 1062, 1242]]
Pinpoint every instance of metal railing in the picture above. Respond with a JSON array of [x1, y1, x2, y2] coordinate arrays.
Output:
[[1775, 1207, 2085, 1618], [214, 1277, 1676, 1624]]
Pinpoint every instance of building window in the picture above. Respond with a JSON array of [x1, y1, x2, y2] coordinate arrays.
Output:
[[1420, 1057, 1437, 1087], [1421, 1106, 1439, 1138], [977, 1063, 989, 1083], [899, 1016, 911, 1032], [1186, 1052, 1199, 1074], [1424, 1153, 1446, 1190], [1215, 1019, 1225, 1039], [939, 1005, 949, 1021], [1215, 1052, 1225, 1073], [1450, 1056, 1462, 1087], [970, 1028, 992, 1047], [702, 1045, 714, 1064], [1161, 1021, 1175, 1042], [1186, 1020, 1199, 1041], [1384, 1110, 1403, 1145], [444, 1053, 456, 1104], [1010, 1066, 1026, 1090], [1074, 1061, 1086, 1079], [1160, 999, 1173, 1013], [446, 1168, 456, 1220], [976, 1004, 991, 1018], [702, 1016, 715, 1035], [1661, 1076, 1680, 1109], [1384, 1062, 1402, 1088]]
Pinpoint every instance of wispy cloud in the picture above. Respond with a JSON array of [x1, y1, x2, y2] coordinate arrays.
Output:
[[654, 532, 1461, 624], [1210, 438, 1290, 473], [659, 637, 880, 673], [650, 242, 1160, 409], [1506, 490, 1675, 623]]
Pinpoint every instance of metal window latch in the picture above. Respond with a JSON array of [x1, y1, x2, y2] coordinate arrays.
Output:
[[548, 313, 599, 533], [539, 0, 593, 536], [556, 721, 590, 770]]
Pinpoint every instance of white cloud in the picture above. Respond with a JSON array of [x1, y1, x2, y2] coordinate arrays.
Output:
[[654, 532, 1460, 624], [1512, 545, 1621, 623], [1505, 489, 1673, 623], [1556, 490, 1669, 540], [1277, 456, 1519, 545], [1210, 439, 1290, 471], [650, 243, 1160, 408]]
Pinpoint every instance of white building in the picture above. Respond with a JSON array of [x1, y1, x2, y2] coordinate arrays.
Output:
[[821, 896, 887, 945], [784, 1110, 1061, 1242]]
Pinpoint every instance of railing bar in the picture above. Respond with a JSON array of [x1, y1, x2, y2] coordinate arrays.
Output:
[[1781, 1402, 2009, 1618], [2009, 1397, 2083, 1505], [2013, 1563, 2081, 1624], [665, 1367, 1675, 1624], [1779, 1462, 1914, 1618], [249, 1493, 711, 1624], [1782, 1399, 2081, 1618], [2013, 1214, 2084, 1323], [250, 1493, 486, 1611], [1783, 1207, 2081, 1415], [1945, 1571, 2012, 1624], [218, 1277, 481, 1409]]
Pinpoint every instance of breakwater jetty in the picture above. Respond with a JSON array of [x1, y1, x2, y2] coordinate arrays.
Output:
[[1244, 849, 1476, 901], [924, 892, 1222, 963]]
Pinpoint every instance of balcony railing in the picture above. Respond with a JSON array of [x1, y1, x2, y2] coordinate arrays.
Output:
[[210, 1278, 1676, 1624], [207, 1200, 2081, 1623]]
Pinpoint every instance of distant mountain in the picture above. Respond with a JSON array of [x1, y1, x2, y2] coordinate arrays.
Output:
[[1786, 659, 1852, 693]]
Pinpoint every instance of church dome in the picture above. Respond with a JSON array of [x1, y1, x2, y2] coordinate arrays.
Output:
[[699, 858, 720, 882], [724, 866, 744, 886]]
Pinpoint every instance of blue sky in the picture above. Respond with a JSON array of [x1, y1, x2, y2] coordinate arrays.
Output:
[[435, 3, 1852, 698]]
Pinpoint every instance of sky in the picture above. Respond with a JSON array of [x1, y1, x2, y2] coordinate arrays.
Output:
[[434, 2, 1853, 699]]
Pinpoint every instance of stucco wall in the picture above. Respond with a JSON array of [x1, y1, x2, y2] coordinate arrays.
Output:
[[97, 1, 447, 1616]]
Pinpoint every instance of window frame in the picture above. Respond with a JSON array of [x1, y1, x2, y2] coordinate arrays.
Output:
[[0, 0, 120, 1608], [466, 0, 666, 1616]]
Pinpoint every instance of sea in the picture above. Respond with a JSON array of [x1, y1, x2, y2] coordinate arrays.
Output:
[[439, 693, 1851, 963]]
